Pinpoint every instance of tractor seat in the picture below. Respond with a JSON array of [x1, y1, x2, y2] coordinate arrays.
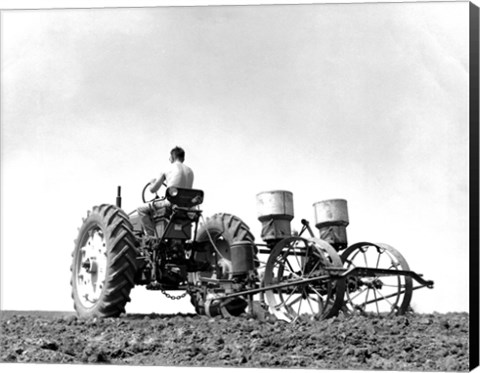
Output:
[[165, 187, 204, 208]]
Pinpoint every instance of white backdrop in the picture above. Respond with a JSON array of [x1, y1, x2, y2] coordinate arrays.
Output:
[[1, 0, 472, 318]]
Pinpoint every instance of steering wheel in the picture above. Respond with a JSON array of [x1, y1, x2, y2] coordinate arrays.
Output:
[[142, 182, 160, 203]]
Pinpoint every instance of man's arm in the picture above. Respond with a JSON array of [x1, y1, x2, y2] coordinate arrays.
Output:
[[150, 172, 166, 193]]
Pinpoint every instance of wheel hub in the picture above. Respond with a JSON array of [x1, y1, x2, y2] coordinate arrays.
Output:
[[357, 277, 384, 289], [76, 227, 107, 308], [81, 258, 98, 273]]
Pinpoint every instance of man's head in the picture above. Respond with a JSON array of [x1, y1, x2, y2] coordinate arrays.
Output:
[[170, 146, 185, 163]]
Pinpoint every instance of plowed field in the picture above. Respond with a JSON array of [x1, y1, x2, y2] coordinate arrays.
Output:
[[0, 311, 469, 370]]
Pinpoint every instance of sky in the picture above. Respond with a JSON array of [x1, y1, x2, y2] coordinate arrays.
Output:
[[0, 0, 471, 315]]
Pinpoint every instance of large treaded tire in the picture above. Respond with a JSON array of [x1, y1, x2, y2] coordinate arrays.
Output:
[[191, 213, 256, 316], [197, 212, 255, 244], [71, 204, 138, 318]]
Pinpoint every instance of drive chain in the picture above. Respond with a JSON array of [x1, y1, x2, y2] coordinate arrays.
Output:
[[161, 289, 188, 300]]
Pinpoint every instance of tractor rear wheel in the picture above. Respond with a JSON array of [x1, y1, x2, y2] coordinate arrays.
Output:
[[191, 213, 256, 316], [71, 204, 138, 318]]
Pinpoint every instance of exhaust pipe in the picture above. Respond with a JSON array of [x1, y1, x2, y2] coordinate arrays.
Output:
[[116, 186, 122, 208]]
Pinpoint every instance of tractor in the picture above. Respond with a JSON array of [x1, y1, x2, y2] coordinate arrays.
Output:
[[70, 185, 433, 322]]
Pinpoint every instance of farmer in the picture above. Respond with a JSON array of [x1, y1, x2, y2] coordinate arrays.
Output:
[[137, 146, 194, 236]]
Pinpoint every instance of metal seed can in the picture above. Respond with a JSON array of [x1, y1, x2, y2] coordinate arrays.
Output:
[[313, 199, 349, 228], [256, 190, 294, 221]]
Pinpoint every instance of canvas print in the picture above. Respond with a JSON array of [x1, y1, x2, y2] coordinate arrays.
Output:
[[0, 1, 475, 371]]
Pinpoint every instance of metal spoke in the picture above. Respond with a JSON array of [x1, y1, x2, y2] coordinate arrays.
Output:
[[307, 284, 325, 299], [363, 287, 371, 312], [296, 295, 303, 317], [349, 247, 364, 267], [362, 249, 368, 268], [376, 250, 381, 269], [374, 289, 380, 314], [291, 242, 303, 271], [284, 294, 303, 309], [302, 244, 311, 274], [374, 288, 396, 308], [304, 257, 322, 277], [306, 294, 317, 314], [273, 285, 298, 310], [279, 260, 302, 279], [311, 294, 325, 314], [348, 285, 368, 301], [281, 251, 299, 277]]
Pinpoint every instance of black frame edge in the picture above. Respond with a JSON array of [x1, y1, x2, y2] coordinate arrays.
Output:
[[470, 1, 480, 371]]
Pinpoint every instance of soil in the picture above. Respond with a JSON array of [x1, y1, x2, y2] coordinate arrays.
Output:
[[0, 310, 469, 371]]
